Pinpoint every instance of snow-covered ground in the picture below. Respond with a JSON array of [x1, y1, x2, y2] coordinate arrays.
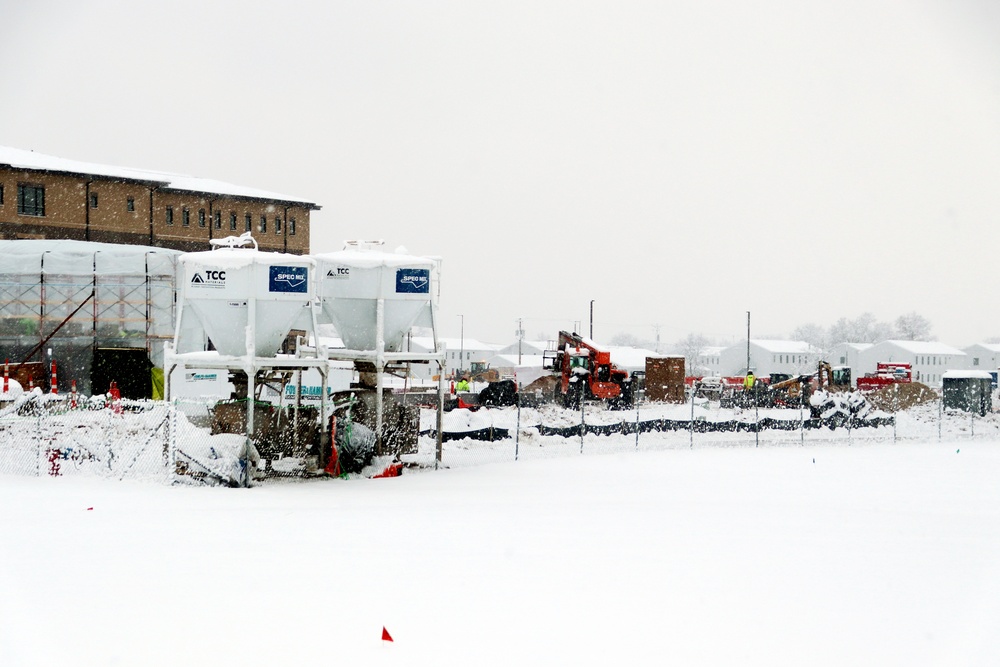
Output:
[[4, 428, 1000, 665]]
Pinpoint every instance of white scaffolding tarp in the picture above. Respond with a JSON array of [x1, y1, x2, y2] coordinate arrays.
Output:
[[0, 240, 181, 390]]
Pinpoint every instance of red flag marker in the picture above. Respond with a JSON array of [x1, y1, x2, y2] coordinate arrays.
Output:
[[87, 507, 93, 511], [381, 627, 393, 642]]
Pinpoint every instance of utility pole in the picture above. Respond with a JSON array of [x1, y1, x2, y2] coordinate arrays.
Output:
[[517, 317, 523, 364], [458, 314, 464, 375], [746, 311, 751, 375], [589, 300, 594, 340]]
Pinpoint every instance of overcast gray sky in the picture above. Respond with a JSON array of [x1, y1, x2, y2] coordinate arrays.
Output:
[[3, 0, 999, 348]]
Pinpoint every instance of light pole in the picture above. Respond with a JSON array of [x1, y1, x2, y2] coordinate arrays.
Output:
[[589, 300, 594, 340], [517, 317, 523, 365], [458, 314, 464, 376], [746, 311, 751, 375]]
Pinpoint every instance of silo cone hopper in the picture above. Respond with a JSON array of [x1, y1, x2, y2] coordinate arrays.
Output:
[[177, 235, 316, 358], [314, 243, 437, 353]]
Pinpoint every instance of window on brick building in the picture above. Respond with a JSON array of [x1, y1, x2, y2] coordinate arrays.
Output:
[[17, 185, 45, 216], [165, 206, 174, 225], [127, 196, 135, 212]]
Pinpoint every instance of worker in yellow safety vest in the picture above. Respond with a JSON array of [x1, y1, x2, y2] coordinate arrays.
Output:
[[743, 371, 755, 390]]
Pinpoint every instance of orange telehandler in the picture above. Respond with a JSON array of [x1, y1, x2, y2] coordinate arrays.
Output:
[[542, 331, 634, 410]]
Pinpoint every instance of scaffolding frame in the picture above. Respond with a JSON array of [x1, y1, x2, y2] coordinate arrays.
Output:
[[0, 241, 179, 394]]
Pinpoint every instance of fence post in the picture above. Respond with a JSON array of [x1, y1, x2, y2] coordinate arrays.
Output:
[[893, 384, 898, 443], [799, 395, 804, 446], [35, 409, 41, 477], [847, 403, 852, 446], [689, 384, 695, 449], [169, 399, 178, 483], [580, 392, 585, 454], [635, 400, 640, 451], [938, 395, 942, 442], [754, 402, 759, 448], [515, 383, 521, 462]]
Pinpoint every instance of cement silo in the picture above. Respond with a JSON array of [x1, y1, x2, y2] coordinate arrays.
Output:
[[313, 241, 445, 460], [313, 243, 437, 353], [176, 243, 315, 357], [165, 234, 329, 484]]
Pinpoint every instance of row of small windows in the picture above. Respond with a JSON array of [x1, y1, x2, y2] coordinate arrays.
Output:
[[164, 206, 296, 235], [773, 355, 812, 364], [916, 356, 948, 366], [4, 184, 300, 236], [89, 193, 137, 212]]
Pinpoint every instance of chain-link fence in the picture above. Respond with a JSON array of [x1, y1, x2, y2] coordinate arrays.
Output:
[[3, 386, 998, 486], [0, 392, 173, 482], [413, 387, 1000, 470]]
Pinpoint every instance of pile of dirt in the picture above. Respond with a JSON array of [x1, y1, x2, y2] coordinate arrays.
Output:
[[864, 382, 937, 412], [523, 374, 559, 397]]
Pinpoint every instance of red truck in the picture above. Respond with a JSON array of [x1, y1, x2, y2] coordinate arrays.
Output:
[[856, 363, 912, 392]]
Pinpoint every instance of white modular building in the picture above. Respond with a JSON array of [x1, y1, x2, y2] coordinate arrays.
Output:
[[719, 339, 823, 378], [858, 340, 966, 387], [961, 343, 1000, 374]]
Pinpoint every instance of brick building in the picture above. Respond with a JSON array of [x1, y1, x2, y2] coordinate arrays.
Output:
[[0, 146, 320, 254]]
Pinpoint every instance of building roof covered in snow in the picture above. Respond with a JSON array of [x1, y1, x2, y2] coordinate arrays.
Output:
[[408, 337, 501, 354], [835, 342, 874, 352], [0, 145, 319, 208], [608, 346, 663, 371], [874, 340, 965, 356], [964, 343, 1000, 353], [749, 339, 821, 354]]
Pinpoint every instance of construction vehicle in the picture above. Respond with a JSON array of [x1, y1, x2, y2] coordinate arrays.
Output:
[[856, 363, 911, 392], [542, 331, 634, 410], [772, 361, 851, 401], [729, 361, 852, 409], [467, 360, 500, 383]]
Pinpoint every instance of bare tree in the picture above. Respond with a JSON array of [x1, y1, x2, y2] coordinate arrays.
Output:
[[791, 323, 829, 354], [610, 332, 642, 347], [895, 312, 933, 341], [828, 313, 895, 344], [676, 333, 711, 376]]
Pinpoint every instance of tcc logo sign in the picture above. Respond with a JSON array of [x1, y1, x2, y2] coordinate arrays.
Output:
[[190, 268, 227, 289], [326, 266, 350, 279]]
